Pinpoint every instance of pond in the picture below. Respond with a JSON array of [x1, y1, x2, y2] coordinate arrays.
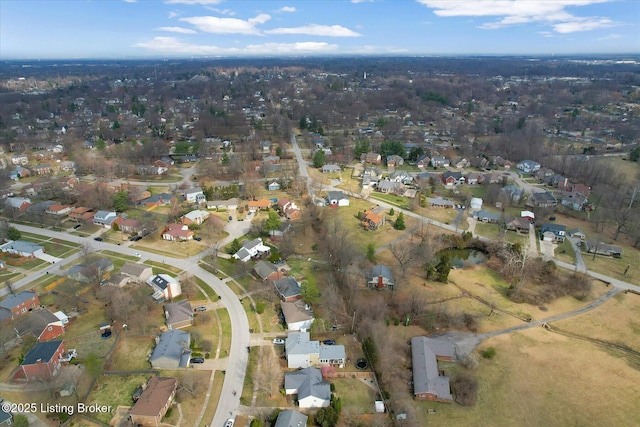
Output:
[[440, 248, 487, 268]]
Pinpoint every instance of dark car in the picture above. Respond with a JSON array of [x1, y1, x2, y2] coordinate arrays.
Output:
[[330, 325, 339, 331], [131, 236, 142, 241], [73, 224, 82, 229], [322, 340, 336, 345], [94, 237, 103, 241], [190, 357, 205, 364], [194, 236, 202, 241], [101, 330, 112, 339], [228, 216, 233, 221]]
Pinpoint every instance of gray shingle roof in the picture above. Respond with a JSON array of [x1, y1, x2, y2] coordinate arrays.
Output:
[[275, 410, 308, 427], [411, 336, 452, 400], [284, 367, 330, 402], [150, 330, 191, 367], [275, 277, 301, 299], [0, 290, 38, 310], [22, 340, 63, 365]]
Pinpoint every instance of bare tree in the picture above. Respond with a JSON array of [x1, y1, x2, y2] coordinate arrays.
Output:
[[388, 241, 416, 280], [254, 346, 283, 398], [178, 370, 206, 398]]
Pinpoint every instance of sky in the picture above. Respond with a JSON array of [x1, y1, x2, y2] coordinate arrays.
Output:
[[1, 0, 639, 59]]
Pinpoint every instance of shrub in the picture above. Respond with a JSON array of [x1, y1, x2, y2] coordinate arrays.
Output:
[[250, 419, 264, 427], [255, 301, 265, 314], [482, 347, 497, 359], [451, 374, 478, 406], [460, 354, 479, 370], [389, 207, 395, 216]]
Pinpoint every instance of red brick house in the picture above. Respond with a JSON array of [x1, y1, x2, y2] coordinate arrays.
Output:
[[0, 291, 40, 320], [278, 199, 301, 220], [129, 377, 178, 427], [113, 217, 145, 234], [361, 210, 385, 230], [18, 340, 65, 381], [69, 206, 94, 222], [14, 309, 65, 341]]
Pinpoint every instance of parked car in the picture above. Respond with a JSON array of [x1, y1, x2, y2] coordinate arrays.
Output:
[[73, 224, 82, 229], [224, 419, 235, 427], [194, 236, 202, 241], [131, 236, 142, 241], [322, 340, 336, 345], [190, 357, 205, 364], [228, 216, 233, 221], [330, 325, 339, 331], [272, 338, 285, 345], [133, 252, 141, 257], [194, 306, 207, 312], [94, 237, 103, 241]]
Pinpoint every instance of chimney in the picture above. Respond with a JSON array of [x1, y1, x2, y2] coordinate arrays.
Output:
[[378, 276, 384, 289], [167, 282, 173, 301], [564, 178, 568, 188]]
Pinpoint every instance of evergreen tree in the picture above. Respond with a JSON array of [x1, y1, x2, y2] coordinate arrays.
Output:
[[394, 212, 406, 230]]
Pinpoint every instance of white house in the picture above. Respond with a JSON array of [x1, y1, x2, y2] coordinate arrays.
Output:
[[184, 187, 205, 204], [0, 240, 45, 258], [326, 191, 349, 207], [285, 367, 331, 409], [470, 197, 483, 211], [181, 209, 210, 226], [147, 274, 182, 302], [281, 300, 314, 331], [233, 238, 271, 263], [93, 211, 117, 228], [516, 160, 541, 174], [286, 331, 345, 369]]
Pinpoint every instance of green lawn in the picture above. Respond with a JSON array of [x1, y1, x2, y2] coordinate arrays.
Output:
[[474, 223, 529, 246], [146, 260, 184, 275], [85, 374, 151, 424], [240, 346, 260, 405], [195, 276, 219, 300], [369, 192, 410, 209], [333, 378, 377, 414], [554, 239, 576, 265], [217, 308, 232, 357]]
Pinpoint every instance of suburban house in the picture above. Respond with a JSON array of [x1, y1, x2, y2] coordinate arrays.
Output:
[[322, 164, 341, 174], [105, 273, 130, 288], [0, 240, 44, 258], [361, 152, 382, 164], [260, 140, 272, 154], [274, 277, 302, 302], [416, 154, 431, 169], [181, 209, 210, 226], [540, 223, 567, 242], [517, 160, 541, 174], [0, 291, 40, 319], [286, 331, 346, 369], [530, 191, 557, 208], [68, 206, 94, 222], [386, 155, 404, 167], [430, 156, 450, 168], [569, 228, 586, 241], [474, 210, 501, 224], [521, 210, 535, 222], [10, 154, 28, 165], [183, 187, 205, 204], [120, 262, 153, 284], [45, 204, 73, 216], [560, 192, 589, 211], [469, 197, 483, 211], [233, 238, 271, 262], [368, 265, 395, 290], [327, 191, 349, 207], [267, 181, 281, 191], [389, 170, 413, 185], [162, 224, 194, 241], [411, 336, 454, 402], [206, 198, 239, 210], [441, 171, 464, 187], [281, 299, 314, 331], [19, 340, 65, 381], [32, 164, 51, 175], [138, 193, 175, 208], [164, 300, 194, 330], [253, 260, 285, 282], [361, 210, 385, 231], [147, 274, 182, 302], [13, 309, 65, 341], [5, 197, 31, 211], [247, 199, 272, 212], [584, 239, 623, 257], [274, 410, 308, 427], [93, 210, 118, 228], [506, 217, 531, 234], [150, 330, 191, 369], [67, 258, 114, 283], [113, 217, 145, 234], [285, 367, 331, 409], [465, 172, 483, 185], [377, 180, 404, 195], [278, 199, 302, 220], [129, 376, 178, 427], [428, 197, 455, 209]]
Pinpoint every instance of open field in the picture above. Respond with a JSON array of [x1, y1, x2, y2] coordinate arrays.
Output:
[[474, 222, 529, 246], [415, 327, 640, 426], [581, 246, 640, 286], [107, 336, 154, 371]]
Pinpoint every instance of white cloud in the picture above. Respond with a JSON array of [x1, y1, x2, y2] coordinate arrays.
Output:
[[132, 36, 337, 55], [417, 0, 618, 33], [206, 8, 235, 16], [597, 33, 622, 40], [538, 31, 554, 38], [265, 24, 361, 37], [168, 11, 179, 19], [155, 26, 197, 34], [180, 14, 271, 35], [123, 0, 137, 3], [279, 6, 296, 13], [165, 0, 223, 4]]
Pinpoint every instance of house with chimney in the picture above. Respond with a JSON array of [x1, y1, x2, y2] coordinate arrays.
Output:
[[281, 299, 314, 331], [368, 265, 395, 290], [69, 206, 94, 222], [129, 377, 178, 427], [274, 277, 302, 302], [18, 340, 65, 381], [147, 274, 181, 302]]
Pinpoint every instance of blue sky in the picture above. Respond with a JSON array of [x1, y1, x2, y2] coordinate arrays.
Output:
[[1, 0, 638, 59]]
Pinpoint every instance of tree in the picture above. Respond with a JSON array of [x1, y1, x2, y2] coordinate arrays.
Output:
[[435, 254, 452, 283], [394, 212, 406, 230], [85, 352, 104, 386], [264, 210, 281, 232], [380, 139, 405, 158], [389, 207, 395, 216], [112, 190, 128, 212], [313, 150, 326, 168], [630, 147, 640, 162], [389, 241, 415, 279], [301, 280, 320, 305], [366, 243, 376, 263], [7, 226, 21, 241], [12, 415, 29, 427]]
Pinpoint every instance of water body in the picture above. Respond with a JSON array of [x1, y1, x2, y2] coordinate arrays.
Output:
[[441, 248, 487, 268]]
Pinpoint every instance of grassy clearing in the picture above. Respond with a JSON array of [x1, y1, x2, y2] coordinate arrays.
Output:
[[240, 346, 260, 405], [474, 223, 529, 246], [195, 276, 219, 300], [369, 192, 410, 209], [85, 374, 150, 424], [217, 308, 232, 357], [145, 260, 184, 275], [107, 336, 154, 371], [240, 297, 261, 332], [416, 328, 640, 426], [199, 371, 225, 427], [581, 247, 640, 286], [333, 378, 377, 414], [554, 238, 576, 264]]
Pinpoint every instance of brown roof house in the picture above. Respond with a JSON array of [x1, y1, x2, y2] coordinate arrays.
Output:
[[253, 260, 285, 282], [411, 336, 454, 402], [162, 224, 194, 241], [361, 210, 385, 231], [129, 376, 178, 427], [164, 300, 194, 330], [120, 262, 153, 284]]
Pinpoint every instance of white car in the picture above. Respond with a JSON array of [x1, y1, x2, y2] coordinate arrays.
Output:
[[133, 252, 141, 257], [224, 419, 235, 427], [272, 338, 285, 345]]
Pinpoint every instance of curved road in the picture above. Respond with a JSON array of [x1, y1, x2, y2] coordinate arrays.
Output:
[[6, 221, 252, 427]]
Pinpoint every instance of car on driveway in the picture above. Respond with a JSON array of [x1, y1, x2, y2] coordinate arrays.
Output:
[[272, 338, 285, 345], [228, 216, 233, 221], [73, 224, 82, 229], [322, 339, 336, 345], [194, 306, 207, 312], [190, 357, 205, 364], [94, 237, 103, 241], [100, 330, 112, 339], [224, 419, 235, 427], [194, 236, 202, 241], [133, 252, 141, 257]]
